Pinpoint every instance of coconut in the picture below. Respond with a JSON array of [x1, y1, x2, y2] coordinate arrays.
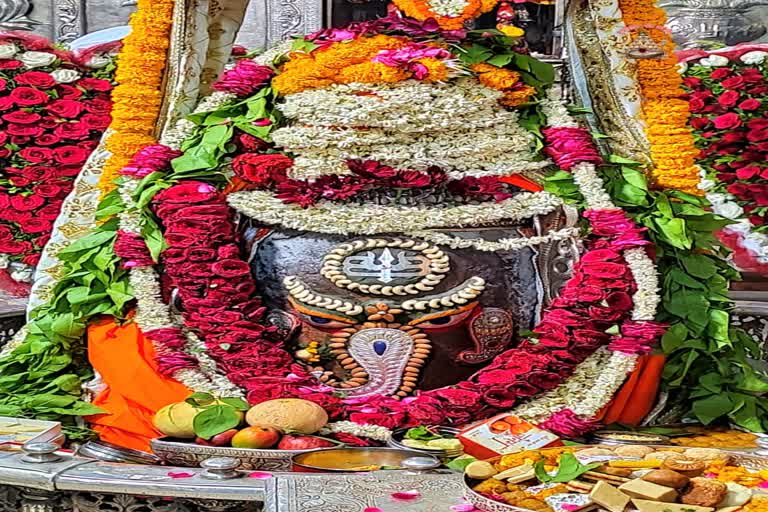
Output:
[[246, 398, 328, 434]]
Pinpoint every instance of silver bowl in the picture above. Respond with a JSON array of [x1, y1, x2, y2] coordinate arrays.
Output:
[[292, 446, 440, 472], [387, 426, 463, 459], [150, 437, 312, 471], [77, 440, 161, 465]]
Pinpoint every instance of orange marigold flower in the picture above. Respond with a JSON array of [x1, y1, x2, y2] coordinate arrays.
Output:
[[499, 85, 537, 107], [473, 63, 521, 91]]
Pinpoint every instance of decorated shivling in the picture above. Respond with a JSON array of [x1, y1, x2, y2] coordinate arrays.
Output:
[[1, 0, 768, 509]]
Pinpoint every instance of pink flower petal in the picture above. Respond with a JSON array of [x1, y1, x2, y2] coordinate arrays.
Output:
[[248, 471, 274, 479], [167, 471, 195, 479], [758, 481, 768, 489], [363, 508, 384, 512], [562, 505, 581, 511], [450, 504, 480, 512], [391, 490, 421, 501], [705, 473, 717, 478]]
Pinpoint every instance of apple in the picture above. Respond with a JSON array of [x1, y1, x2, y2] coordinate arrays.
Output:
[[231, 426, 281, 449], [210, 429, 238, 447], [277, 434, 336, 450], [195, 437, 212, 446]]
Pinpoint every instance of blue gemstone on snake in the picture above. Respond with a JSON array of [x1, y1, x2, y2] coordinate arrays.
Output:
[[373, 340, 387, 356]]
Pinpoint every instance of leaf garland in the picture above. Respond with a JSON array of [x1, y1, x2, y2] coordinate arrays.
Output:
[[545, 161, 768, 431], [0, 198, 130, 426]]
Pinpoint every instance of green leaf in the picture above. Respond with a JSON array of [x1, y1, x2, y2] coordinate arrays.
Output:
[[186, 392, 215, 407], [219, 397, 249, 411], [730, 396, 763, 432], [535, 453, 600, 483], [654, 218, 691, 249], [290, 37, 319, 53], [692, 394, 733, 424], [668, 268, 705, 289], [458, 44, 493, 65], [706, 309, 730, 346], [661, 323, 688, 353], [405, 426, 441, 441], [487, 54, 513, 67], [446, 456, 478, 471], [57, 230, 115, 256], [735, 366, 768, 393], [193, 405, 242, 439], [681, 254, 718, 279], [699, 373, 722, 394], [140, 213, 165, 262]]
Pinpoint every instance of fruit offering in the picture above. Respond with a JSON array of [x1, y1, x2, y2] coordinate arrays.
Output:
[[153, 394, 335, 451], [466, 444, 768, 512]]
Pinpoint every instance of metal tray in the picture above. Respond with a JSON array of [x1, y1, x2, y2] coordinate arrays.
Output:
[[150, 437, 312, 471], [387, 426, 463, 459], [463, 445, 768, 512]]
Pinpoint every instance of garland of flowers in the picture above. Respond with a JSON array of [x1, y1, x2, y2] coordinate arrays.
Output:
[[0, 33, 114, 287], [617, 0, 700, 194], [680, 47, 768, 273], [390, 0, 498, 30], [96, 0, 175, 194]]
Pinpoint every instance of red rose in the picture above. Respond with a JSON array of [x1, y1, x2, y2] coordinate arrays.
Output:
[[688, 97, 705, 112], [9, 176, 31, 187], [56, 84, 83, 99], [717, 90, 741, 108], [528, 371, 561, 391], [35, 133, 61, 146], [748, 85, 768, 95], [0, 240, 32, 255], [22, 166, 54, 181], [0, 60, 23, 70], [10, 194, 45, 211], [35, 233, 51, 247], [390, 170, 432, 188], [6, 123, 42, 137], [2, 111, 41, 124], [721, 131, 745, 144], [14, 71, 56, 88], [19, 218, 52, 234], [747, 129, 768, 142], [53, 122, 90, 140], [713, 112, 742, 130], [18, 147, 53, 163], [721, 76, 745, 89], [80, 113, 111, 130], [47, 99, 84, 118], [232, 153, 293, 187], [22, 253, 41, 266], [0, 132, 6, 146], [0, 96, 15, 111], [740, 67, 764, 83], [52, 145, 89, 165], [77, 77, 112, 91], [739, 98, 761, 111], [690, 116, 710, 130], [710, 68, 731, 80], [210, 259, 251, 278], [683, 77, 702, 88], [10, 135, 30, 145], [0, 148, 9, 159], [83, 98, 113, 114], [0, 225, 13, 242], [10, 86, 50, 106], [154, 181, 219, 205], [736, 166, 761, 180], [234, 132, 270, 152], [38, 116, 59, 129], [37, 203, 63, 220], [33, 183, 65, 198], [406, 396, 446, 425]]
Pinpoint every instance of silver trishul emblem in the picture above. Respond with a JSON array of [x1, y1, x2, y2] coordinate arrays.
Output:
[[343, 248, 429, 284]]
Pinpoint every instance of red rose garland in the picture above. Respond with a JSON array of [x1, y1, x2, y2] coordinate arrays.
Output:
[[0, 32, 113, 286]]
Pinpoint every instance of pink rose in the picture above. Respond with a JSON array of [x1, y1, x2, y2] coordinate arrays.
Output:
[[713, 112, 742, 130], [212, 60, 274, 97], [739, 98, 761, 111], [717, 90, 741, 108]]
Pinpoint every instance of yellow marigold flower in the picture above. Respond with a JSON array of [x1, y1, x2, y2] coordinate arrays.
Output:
[[498, 25, 525, 38], [473, 63, 521, 91], [499, 85, 536, 107], [417, 58, 449, 82]]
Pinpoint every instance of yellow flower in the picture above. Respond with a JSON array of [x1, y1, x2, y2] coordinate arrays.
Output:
[[618, 0, 701, 195], [498, 25, 525, 38], [473, 63, 521, 91], [499, 85, 537, 107], [97, 0, 175, 195]]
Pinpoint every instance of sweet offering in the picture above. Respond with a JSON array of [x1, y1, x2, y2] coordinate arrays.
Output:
[[466, 445, 768, 512]]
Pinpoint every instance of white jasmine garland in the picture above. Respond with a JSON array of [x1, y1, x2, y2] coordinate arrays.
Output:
[[425, 0, 470, 17], [50, 69, 81, 84], [18, 51, 57, 68], [320, 421, 393, 441], [410, 227, 580, 252], [0, 42, 17, 59], [0, 254, 8, 269], [571, 162, 615, 210], [228, 190, 564, 235], [625, 248, 660, 321], [9, 263, 34, 283], [699, 54, 729, 67], [253, 40, 294, 66], [740, 51, 768, 65]]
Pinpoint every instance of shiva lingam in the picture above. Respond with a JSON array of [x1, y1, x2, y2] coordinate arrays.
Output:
[[242, 211, 579, 394]]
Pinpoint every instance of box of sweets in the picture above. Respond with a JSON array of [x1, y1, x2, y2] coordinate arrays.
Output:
[[458, 413, 561, 459]]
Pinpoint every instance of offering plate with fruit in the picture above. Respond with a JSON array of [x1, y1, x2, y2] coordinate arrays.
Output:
[[463, 445, 768, 512]]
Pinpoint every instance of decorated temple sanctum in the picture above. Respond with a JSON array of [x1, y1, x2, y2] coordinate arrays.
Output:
[[1, 0, 768, 510]]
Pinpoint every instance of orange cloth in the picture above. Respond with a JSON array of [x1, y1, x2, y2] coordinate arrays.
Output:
[[500, 175, 544, 193], [86, 317, 191, 452]]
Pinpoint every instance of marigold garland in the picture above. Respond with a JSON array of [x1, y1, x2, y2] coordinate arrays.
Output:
[[391, 0, 498, 30], [96, 0, 175, 194], [618, 0, 700, 194]]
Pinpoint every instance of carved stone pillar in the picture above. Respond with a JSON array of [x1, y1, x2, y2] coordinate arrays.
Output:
[[0, 0, 38, 30]]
